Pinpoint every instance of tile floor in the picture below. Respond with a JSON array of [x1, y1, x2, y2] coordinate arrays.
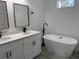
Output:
[[34, 47, 79, 59]]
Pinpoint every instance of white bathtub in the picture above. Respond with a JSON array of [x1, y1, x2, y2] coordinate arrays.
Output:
[[43, 34, 78, 57]]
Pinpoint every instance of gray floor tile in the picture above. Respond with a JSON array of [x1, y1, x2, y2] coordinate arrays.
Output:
[[34, 47, 79, 59]]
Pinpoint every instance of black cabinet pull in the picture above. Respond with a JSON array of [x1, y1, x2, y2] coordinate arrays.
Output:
[[10, 51, 12, 57], [6, 52, 9, 58], [32, 41, 36, 46]]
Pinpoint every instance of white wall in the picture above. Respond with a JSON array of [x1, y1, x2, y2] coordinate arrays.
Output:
[[46, 0, 79, 52], [2, 0, 46, 34], [27, 0, 46, 30]]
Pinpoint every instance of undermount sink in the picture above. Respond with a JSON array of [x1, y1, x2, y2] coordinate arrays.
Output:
[[22, 31, 31, 35], [0, 37, 12, 41], [17, 31, 38, 35], [0, 30, 40, 42]]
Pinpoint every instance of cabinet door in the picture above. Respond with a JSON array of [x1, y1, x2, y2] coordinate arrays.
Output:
[[0, 50, 9, 59], [10, 44, 24, 59], [31, 34, 41, 57], [24, 34, 41, 59], [24, 36, 32, 59], [0, 42, 9, 59], [8, 40, 24, 59]]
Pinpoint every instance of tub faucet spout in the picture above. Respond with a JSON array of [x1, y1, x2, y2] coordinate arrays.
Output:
[[43, 23, 48, 35]]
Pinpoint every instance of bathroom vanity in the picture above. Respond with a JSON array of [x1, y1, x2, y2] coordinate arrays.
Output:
[[0, 30, 41, 59], [0, 1, 41, 59]]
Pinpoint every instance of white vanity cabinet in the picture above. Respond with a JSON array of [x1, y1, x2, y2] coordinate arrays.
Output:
[[0, 31, 41, 59], [24, 34, 41, 59], [0, 39, 24, 59]]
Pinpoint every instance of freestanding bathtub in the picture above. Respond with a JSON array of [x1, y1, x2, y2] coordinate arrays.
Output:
[[43, 34, 78, 57]]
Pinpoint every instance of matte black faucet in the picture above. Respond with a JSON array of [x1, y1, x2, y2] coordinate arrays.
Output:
[[23, 27, 27, 33], [43, 23, 48, 35], [42, 23, 48, 46]]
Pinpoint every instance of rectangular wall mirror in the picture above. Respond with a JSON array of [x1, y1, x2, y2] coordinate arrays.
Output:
[[13, 3, 29, 28], [0, 1, 9, 30]]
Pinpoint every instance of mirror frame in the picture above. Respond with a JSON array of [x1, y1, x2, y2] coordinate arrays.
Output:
[[13, 3, 30, 28], [0, 1, 9, 30]]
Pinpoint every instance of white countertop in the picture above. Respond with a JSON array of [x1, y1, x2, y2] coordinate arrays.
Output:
[[0, 30, 40, 45]]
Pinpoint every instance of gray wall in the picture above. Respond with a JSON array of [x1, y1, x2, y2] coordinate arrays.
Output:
[[46, 0, 79, 52]]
